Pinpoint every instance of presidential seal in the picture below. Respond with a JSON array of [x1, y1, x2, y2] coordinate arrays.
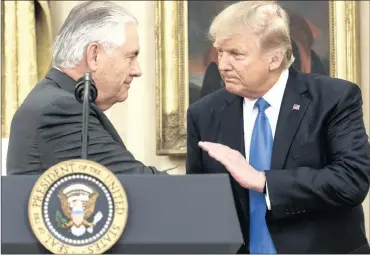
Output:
[[28, 159, 128, 254]]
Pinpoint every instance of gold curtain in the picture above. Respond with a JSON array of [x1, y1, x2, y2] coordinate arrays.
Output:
[[1, 0, 52, 138]]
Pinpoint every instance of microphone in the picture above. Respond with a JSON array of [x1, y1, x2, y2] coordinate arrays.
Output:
[[75, 73, 98, 103], [75, 72, 98, 159]]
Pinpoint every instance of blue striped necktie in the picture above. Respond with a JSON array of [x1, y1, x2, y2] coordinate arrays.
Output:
[[249, 98, 276, 254]]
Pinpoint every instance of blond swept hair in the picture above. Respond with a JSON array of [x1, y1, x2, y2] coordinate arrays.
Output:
[[209, 1, 295, 69]]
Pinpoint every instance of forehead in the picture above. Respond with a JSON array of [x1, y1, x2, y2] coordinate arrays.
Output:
[[213, 33, 259, 51], [121, 23, 140, 52]]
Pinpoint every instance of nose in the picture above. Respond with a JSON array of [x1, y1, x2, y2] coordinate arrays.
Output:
[[131, 60, 142, 78], [218, 53, 232, 72]]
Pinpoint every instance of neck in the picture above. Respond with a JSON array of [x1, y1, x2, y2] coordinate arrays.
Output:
[[243, 68, 285, 99], [95, 101, 113, 112], [59, 67, 85, 82], [264, 69, 284, 90], [58, 66, 110, 111]]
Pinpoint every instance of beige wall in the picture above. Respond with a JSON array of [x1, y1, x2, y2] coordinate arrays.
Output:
[[49, 1, 370, 237]]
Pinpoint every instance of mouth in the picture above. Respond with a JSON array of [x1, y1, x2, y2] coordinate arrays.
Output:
[[124, 79, 133, 87], [123, 82, 132, 89], [224, 78, 238, 83], [222, 75, 237, 80]]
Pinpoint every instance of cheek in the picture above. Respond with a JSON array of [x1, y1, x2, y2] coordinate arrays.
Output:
[[96, 61, 114, 84], [234, 62, 263, 87], [98, 56, 113, 73], [239, 59, 266, 76], [114, 61, 131, 79], [233, 61, 252, 80]]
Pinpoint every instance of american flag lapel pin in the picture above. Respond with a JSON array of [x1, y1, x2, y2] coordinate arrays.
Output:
[[292, 104, 300, 111]]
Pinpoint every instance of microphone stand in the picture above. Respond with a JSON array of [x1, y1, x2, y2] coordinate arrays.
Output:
[[81, 72, 93, 159]]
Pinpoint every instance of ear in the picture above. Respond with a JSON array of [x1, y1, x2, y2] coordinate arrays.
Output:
[[268, 49, 285, 71], [85, 42, 101, 72]]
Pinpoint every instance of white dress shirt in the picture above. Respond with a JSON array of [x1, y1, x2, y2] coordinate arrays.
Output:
[[243, 69, 289, 210]]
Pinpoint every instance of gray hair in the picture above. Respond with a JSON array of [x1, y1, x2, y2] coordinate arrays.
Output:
[[209, 1, 295, 69], [52, 1, 138, 69]]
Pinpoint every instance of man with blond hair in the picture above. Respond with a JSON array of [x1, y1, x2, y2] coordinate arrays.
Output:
[[186, 1, 370, 253]]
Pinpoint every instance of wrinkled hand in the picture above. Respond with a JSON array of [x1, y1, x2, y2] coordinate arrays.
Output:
[[198, 141, 266, 192]]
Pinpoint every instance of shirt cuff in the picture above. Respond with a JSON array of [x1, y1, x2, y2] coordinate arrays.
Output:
[[265, 181, 271, 210]]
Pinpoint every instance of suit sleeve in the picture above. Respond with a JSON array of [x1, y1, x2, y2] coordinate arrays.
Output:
[[186, 107, 203, 174], [266, 83, 370, 219], [37, 95, 160, 174]]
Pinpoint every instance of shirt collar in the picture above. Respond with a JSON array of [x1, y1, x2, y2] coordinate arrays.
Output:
[[263, 68, 289, 110]]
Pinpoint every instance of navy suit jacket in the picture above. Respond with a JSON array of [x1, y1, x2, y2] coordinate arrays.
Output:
[[186, 68, 370, 253]]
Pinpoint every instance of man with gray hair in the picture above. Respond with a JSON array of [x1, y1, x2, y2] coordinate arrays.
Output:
[[186, 1, 370, 253], [7, 1, 160, 175]]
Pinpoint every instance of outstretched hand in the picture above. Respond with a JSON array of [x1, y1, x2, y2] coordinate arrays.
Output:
[[198, 141, 266, 192]]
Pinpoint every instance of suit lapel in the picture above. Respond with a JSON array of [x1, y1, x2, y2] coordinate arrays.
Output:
[[271, 68, 310, 169], [218, 91, 250, 243], [219, 92, 245, 157], [91, 104, 125, 146]]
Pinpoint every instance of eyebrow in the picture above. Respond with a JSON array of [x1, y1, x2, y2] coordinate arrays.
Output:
[[127, 50, 140, 56], [214, 46, 247, 53]]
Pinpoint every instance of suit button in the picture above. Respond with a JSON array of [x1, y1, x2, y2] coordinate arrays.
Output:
[[291, 208, 295, 214], [297, 208, 301, 214], [285, 208, 290, 215], [302, 207, 306, 213]]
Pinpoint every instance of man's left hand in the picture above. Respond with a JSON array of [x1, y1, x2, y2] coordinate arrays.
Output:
[[198, 141, 266, 192]]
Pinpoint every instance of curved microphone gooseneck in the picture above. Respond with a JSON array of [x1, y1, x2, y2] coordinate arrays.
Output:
[[74, 73, 98, 159]]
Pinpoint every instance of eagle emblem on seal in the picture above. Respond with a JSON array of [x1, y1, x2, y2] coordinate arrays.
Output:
[[56, 183, 103, 237]]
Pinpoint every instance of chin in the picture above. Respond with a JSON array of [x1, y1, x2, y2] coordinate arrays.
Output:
[[118, 93, 129, 102], [225, 83, 259, 98], [225, 83, 243, 96]]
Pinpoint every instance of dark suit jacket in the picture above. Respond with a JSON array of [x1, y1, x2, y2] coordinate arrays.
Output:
[[186, 68, 370, 253], [7, 68, 159, 175]]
